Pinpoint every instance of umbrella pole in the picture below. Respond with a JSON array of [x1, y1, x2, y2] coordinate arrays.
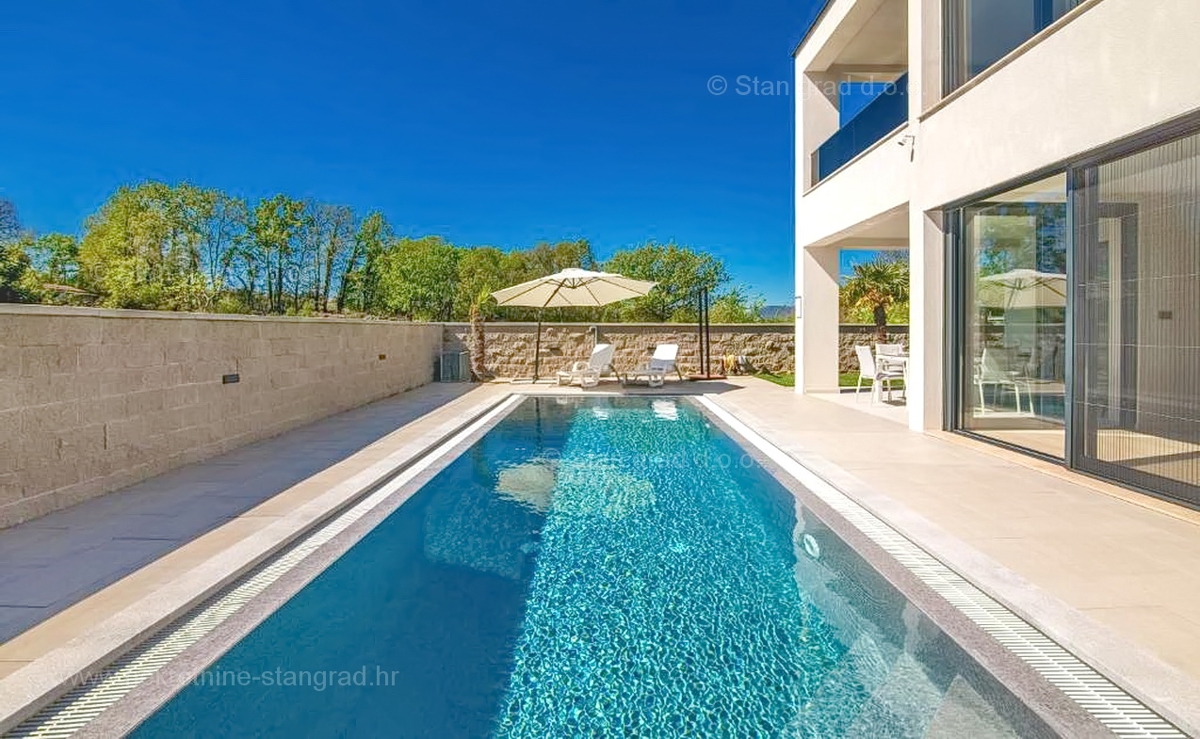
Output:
[[533, 311, 543, 382]]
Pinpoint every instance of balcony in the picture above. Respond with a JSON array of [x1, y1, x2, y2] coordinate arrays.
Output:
[[813, 73, 908, 184]]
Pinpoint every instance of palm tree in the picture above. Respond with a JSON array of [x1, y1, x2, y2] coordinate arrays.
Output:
[[841, 256, 910, 341], [468, 288, 494, 381]]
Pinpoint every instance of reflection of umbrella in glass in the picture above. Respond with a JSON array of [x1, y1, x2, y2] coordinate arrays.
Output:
[[978, 269, 1066, 310], [492, 268, 656, 382]]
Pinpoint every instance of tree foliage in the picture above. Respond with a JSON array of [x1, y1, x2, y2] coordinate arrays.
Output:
[[3, 183, 767, 321], [0, 198, 21, 242], [840, 254, 910, 339], [602, 242, 729, 322]]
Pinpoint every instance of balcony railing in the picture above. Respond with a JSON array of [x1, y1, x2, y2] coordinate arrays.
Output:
[[813, 74, 908, 184]]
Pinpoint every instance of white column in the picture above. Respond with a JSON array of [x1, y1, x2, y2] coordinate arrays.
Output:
[[907, 210, 945, 430], [796, 245, 841, 393], [794, 54, 843, 394], [905, 0, 946, 431]]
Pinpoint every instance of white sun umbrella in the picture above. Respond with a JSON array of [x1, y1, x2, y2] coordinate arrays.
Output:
[[491, 268, 657, 381], [978, 269, 1067, 310]]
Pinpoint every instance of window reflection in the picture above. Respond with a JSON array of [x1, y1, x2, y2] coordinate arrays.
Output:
[[960, 174, 1068, 458], [946, 0, 1084, 91], [1076, 131, 1200, 503]]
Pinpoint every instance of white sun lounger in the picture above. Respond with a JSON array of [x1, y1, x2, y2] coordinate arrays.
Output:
[[626, 344, 680, 388], [556, 343, 616, 388]]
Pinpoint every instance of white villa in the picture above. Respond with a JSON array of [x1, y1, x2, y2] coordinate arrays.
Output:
[[794, 0, 1200, 507]]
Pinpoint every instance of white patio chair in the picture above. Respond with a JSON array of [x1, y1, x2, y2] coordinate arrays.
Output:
[[854, 345, 904, 403], [975, 347, 1033, 414], [626, 344, 680, 388], [556, 343, 615, 389], [875, 342, 908, 379]]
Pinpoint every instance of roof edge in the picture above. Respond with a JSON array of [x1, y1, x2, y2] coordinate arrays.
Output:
[[790, 0, 836, 58]]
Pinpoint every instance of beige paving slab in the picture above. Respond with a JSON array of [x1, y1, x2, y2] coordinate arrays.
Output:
[[708, 376, 1200, 728], [0, 382, 510, 716], [0, 663, 26, 681]]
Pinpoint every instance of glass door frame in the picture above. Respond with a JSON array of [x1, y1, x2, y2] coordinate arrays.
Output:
[[943, 111, 1200, 508], [943, 176, 1072, 462]]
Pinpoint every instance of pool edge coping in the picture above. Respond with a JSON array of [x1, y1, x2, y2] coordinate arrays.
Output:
[[692, 396, 1114, 739], [8, 389, 1196, 737], [697, 394, 1200, 738], [69, 392, 527, 739], [0, 388, 520, 735]]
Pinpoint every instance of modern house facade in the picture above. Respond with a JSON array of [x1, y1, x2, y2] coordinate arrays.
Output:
[[794, 0, 1200, 507]]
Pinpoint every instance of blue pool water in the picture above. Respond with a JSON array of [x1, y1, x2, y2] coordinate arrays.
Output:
[[132, 397, 1049, 738]]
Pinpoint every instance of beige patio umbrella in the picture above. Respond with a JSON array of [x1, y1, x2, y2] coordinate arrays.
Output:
[[491, 268, 657, 381], [978, 269, 1067, 310]]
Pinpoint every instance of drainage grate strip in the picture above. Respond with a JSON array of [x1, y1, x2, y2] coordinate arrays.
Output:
[[697, 396, 1187, 739], [6, 394, 523, 739]]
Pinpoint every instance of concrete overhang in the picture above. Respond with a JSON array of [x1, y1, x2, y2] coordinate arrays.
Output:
[[793, 0, 908, 74], [804, 204, 910, 249]]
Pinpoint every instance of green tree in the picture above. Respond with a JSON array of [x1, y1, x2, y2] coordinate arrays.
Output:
[[379, 236, 460, 320], [840, 255, 910, 340], [603, 242, 729, 321], [78, 182, 216, 309], [251, 194, 309, 314], [340, 211, 391, 313], [199, 194, 249, 309], [0, 240, 41, 302], [312, 204, 354, 312], [708, 287, 765, 323], [454, 246, 509, 319], [28, 233, 81, 285], [467, 288, 494, 381]]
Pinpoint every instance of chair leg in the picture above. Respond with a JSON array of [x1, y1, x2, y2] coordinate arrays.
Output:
[[856, 377, 865, 401]]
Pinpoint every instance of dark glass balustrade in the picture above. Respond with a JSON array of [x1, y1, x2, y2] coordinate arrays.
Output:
[[814, 74, 908, 184]]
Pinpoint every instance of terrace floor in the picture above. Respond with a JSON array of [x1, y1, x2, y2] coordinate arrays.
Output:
[[1, 376, 1198, 731]]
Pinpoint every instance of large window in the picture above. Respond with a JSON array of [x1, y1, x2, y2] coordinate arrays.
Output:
[[953, 174, 1069, 458], [948, 126, 1200, 508], [1074, 131, 1200, 505], [945, 0, 1084, 92]]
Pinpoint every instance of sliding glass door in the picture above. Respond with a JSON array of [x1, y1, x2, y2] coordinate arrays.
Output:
[[953, 174, 1068, 459], [1074, 131, 1200, 506], [948, 126, 1200, 508]]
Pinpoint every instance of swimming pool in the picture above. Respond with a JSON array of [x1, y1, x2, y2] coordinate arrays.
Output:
[[63, 395, 1064, 738], [35, 394, 1192, 737]]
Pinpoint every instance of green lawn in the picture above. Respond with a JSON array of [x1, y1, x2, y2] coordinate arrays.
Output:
[[757, 371, 903, 390], [755, 372, 794, 387]]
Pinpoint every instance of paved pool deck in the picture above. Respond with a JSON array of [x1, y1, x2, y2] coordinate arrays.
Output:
[[1, 377, 1198, 731], [705, 378, 1200, 730]]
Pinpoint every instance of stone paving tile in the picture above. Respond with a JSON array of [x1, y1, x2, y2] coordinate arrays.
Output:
[[0, 382, 477, 644], [708, 377, 1200, 699]]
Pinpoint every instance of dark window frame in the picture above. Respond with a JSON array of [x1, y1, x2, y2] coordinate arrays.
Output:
[[943, 113, 1200, 508]]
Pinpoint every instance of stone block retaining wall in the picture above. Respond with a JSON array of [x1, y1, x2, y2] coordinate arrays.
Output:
[[443, 323, 795, 378], [0, 305, 441, 527]]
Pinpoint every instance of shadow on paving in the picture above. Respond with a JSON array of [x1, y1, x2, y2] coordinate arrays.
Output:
[[0, 383, 477, 644]]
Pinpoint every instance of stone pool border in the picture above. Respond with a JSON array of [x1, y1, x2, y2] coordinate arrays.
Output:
[[696, 394, 1188, 739], [0, 389, 518, 736], [693, 396, 1116, 739], [68, 393, 527, 738]]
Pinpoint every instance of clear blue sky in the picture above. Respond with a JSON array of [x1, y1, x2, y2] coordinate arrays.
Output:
[[0, 1, 829, 304]]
